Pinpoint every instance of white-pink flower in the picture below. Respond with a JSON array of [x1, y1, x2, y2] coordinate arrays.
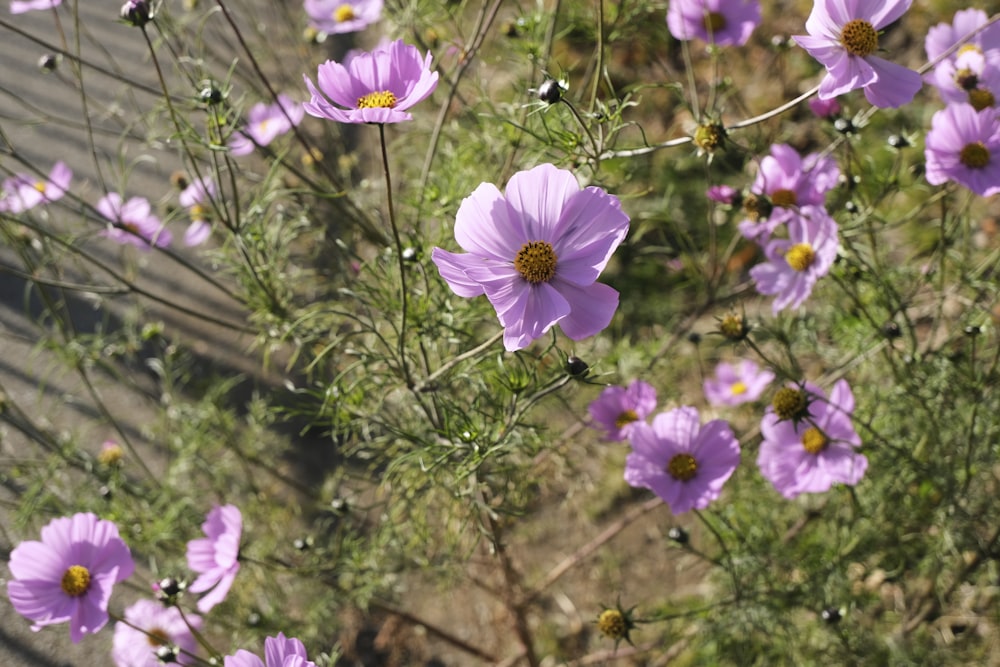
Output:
[[186, 504, 242, 613]]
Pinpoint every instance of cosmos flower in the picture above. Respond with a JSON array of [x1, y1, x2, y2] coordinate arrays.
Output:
[[0, 161, 71, 213], [6, 513, 135, 643], [10, 0, 61, 14], [112, 599, 201, 667], [224, 633, 316, 667], [738, 143, 840, 242], [588, 380, 658, 441], [925, 8, 1000, 107], [749, 206, 839, 313], [793, 0, 922, 108], [178, 177, 217, 247], [431, 163, 630, 351], [229, 95, 304, 156], [706, 184, 739, 205], [757, 379, 867, 498], [303, 0, 382, 35], [97, 193, 172, 249], [703, 360, 775, 407], [303, 39, 438, 124], [624, 406, 740, 514], [186, 504, 241, 613], [666, 0, 760, 47], [924, 102, 1000, 197]]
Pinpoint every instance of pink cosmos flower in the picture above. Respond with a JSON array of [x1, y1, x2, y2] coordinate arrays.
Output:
[[666, 0, 760, 47], [178, 177, 217, 246], [112, 599, 201, 666], [738, 143, 840, 242], [793, 0, 922, 108], [0, 161, 71, 213], [186, 504, 241, 613], [229, 95, 304, 156], [10, 0, 61, 13], [925, 9, 1000, 107], [706, 184, 739, 205], [757, 380, 866, 499], [97, 193, 172, 249], [303, 39, 439, 124], [808, 96, 842, 118], [6, 512, 135, 643], [624, 406, 740, 514], [303, 0, 382, 35], [703, 360, 775, 406], [924, 103, 1000, 197], [588, 380, 657, 441], [224, 632, 316, 667], [749, 206, 839, 313], [431, 163, 630, 351]]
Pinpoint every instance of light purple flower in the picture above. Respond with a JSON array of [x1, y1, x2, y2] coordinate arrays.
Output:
[[666, 0, 760, 47], [186, 504, 241, 613], [808, 96, 842, 118], [793, 0, 922, 108], [10, 0, 60, 13], [178, 177, 217, 247], [738, 144, 840, 242], [0, 161, 71, 213], [303, 0, 382, 35], [224, 633, 316, 667], [303, 39, 439, 124], [588, 380, 657, 441], [703, 360, 775, 406], [757, 379, 866, 498], [97, 193, 172, 249], [624, 406, 740, 514], [749, 206, 838, 313], [706, 184, 739, 205], [229, 95, 304, 156], [431, 164, 630, 351], [925, 8, 1000, 107], [6, 512, 135, 643], [112, 599, 201, 667], [925, 103, 1000, 197]]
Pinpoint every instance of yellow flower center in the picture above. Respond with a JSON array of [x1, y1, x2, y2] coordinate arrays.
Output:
[[33, 181, 47, 193], [839, 19, 878, 57], [147, 627, 169, 647], [801, 426, 828, 454], [333, 4, 355, 22], [968, 88, 995, 111], [597, 609, 627, 640], [61, 565, 91, 597], [719, 312, 748, 340], [960, 142, 990, 169], [356, 90, 397, 109], [785, 243, 816, 272], [615, 409, 639, 429], [667, 453, 698, 482], [693, 122, 726, 153], [958, 44, 982, 56], [513, 240, 557, 284], [704, 11, 726, 33], [773, 387, 807, 421], [770, 188, 797, 208], [730, 381, 748, 396], [190, 203, 207, 220]]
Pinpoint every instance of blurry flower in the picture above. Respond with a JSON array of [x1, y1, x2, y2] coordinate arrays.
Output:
[[749, 206, 838, 313], [925, 9, 1000, 106], [738, 144, 839, 242], [10, 0, 61, 13], [704, 360, 774, 406], [178, 177, 217, 246], [431, 164, 630, 351], [119, 0, 151, 26], [757, 379, 867, 498], [706, 184, 739, 205], [6, 513, 134, 643], [596, 604, 637, 648], [224, 632, 316, 667], [303, 0, 382, 35], [0, 161, 71, 213], [588, 380, 657, 441], [924, 103, 1000, 197], [808, 96, 842, 118], [112, 599, 201, 667], [98, 439, 124, 466], [794, 0, 922, 108], [303, 39, 439, 124], [624, 406, 740, 514], [229, 95, 304, 156], [97, 193, 172, 249], [666, 0, 760, 47], [186, 504, 241, 613]]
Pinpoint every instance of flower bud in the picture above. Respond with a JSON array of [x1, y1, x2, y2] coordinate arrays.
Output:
[[120, 0, 152, 26], [537, 79, 563, 104]]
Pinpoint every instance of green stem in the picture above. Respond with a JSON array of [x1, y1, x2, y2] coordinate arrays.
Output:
[[378, 123, 412, 388]]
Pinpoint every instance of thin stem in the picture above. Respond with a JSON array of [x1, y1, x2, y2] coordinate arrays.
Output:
[[379, 123, 413, 388]]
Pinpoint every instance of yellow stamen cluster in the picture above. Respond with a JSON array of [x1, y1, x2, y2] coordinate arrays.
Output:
[[693, 122, 726, 153], [730, 381, 748, 396], [356, 90, 397, 109], [33, 181, 47, 193], [615, 409, 639, 429], [61, 565, 91, 597], [667, 453, 698, 482], [514, 241, 557, 284], [968, 88, 995, 111], [785, 242, 816, 272], [960, 142, 990, 169], [597, 609, 627, 640], [801, 426, 828, 454], [773, 387, 808, 421], [839, 19, 878, 57], [719, 312, 749, 341], [333, 5, 356, 22]]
